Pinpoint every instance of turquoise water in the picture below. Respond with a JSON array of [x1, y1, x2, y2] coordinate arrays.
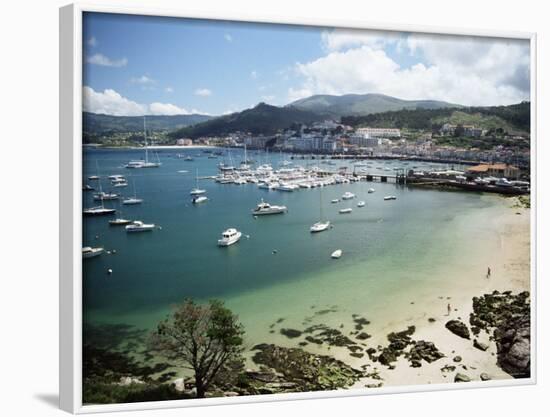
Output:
[[82, 148, 505, 347]]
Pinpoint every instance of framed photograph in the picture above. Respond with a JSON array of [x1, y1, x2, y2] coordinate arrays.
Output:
[[60, 3, 536, 413]]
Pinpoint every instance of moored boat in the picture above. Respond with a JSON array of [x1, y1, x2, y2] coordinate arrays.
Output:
[[331, 249, 342, 259], [217, 228, 242, 246], [252, 199, 287, 215], [339, 208, 353, 214], [125, 220, 155, 232], [82, 246, 104, 259]]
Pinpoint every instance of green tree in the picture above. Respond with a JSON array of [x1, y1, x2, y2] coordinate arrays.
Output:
[[150, 299, 245, 398]]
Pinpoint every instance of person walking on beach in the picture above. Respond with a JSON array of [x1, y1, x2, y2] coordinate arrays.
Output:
[[447, 303, 451, 316], [487, 266, 491, 279]]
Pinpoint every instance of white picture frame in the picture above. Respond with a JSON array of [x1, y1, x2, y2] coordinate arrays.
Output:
[[60, 2, 537, 413]]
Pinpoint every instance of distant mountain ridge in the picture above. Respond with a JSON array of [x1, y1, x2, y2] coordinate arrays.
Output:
[[288, 93, 460, 117], [83, 112, 213, 134], [169, 102, 325, 139]]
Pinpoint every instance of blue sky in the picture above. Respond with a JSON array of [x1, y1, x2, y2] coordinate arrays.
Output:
[[83, 12, 531, 116]]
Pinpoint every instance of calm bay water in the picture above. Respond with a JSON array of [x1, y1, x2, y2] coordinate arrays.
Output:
[[83, 148, 507, 348]]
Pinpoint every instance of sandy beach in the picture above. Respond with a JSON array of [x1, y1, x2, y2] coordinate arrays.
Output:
[[345, 200, 531, 389]]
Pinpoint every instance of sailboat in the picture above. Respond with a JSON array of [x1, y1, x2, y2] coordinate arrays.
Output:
[[125, 117, 162, 168], [310, 186, 330, 233], [122, 178, 143, 205], [84, 162, 116, 216], [190, 169, 206, 195], [109, 199, 132, 225]]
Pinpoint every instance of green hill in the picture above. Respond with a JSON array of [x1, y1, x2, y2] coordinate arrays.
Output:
[[342, 102, 530, 134], [288, 93, 459, 117], [83, 112, 213, 134], [170, 102, 324, 139]]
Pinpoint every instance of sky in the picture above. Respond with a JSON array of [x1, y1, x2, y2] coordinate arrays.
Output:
[[83, 12, 531, 117]]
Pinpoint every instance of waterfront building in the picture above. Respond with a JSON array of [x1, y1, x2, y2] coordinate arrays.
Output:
[[467, 163, 520, 178], [356, 127, 401, 138]]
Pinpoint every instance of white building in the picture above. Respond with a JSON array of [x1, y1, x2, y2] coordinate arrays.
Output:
[[356, 127, 401, 138]]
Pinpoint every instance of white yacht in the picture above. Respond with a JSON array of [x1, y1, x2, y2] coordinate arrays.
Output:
[[339, 208, 353, 214], [88, 175, 100, 180], [217, 228, 242, 246], [275, 183, 298, 192], [190, 169, 206, 195], [331, 249, 343, 259], [311, 187, 330, 233], [125, 117, 162, 168], [384, 196, 397, 200], [357, 201, 366, 207], [113, 182, 128, 188], [109, 217, 132, 226], [82, 246, 104, 259], [192, 195, 208, 204], [125, 221, 155, 233], [83, 206, 116, 216], [331, 199, 340, 204], [342, 192, 355, 200], [122, 197, 143, 205], [368, 188, 375, 193], [93, 191, 119, 201], [252, 199, 287, 215], [310, 221, 330, 233]]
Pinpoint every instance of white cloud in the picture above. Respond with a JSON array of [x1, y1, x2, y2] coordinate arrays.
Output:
[[194, 88, 212, 97], [83, 86, 209, 116], [87, 37, 97, 47], [289, 33, 530, 106], [130, 75, 155, 84], [224, 34, 233, 42], [165, 86, 174, 93], [261, 95, 276, 103], [321, 28, 402, 52], [83, 86, 146, 116], [251, 70, 258, 79], [87, 53, 127, 68], [149, 102, 191, 115]]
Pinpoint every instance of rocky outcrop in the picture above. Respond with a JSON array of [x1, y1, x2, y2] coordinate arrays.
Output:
[[250, 344, 363, 392], [470, 291, 531, 378], [280, 328, 302, 338], [445, 320, 471, 340], [454, 373, 471, 383]]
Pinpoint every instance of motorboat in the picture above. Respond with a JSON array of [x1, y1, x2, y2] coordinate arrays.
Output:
[[125, 220, 155, 232], [217, 228, 242, 246], [88, 175, 100, 180], [275, 183, 298, 192], [339, 208, 353, 214], [82, 246, 104, 259], [83, 184, 94, 191], [368, 188, 375, 193], [331, 199, 340, 203], [192, 195, 208, 204], [342, 192, 355, 200], [113, 182, 128, 188], [83, 206, 116, 216], [384, 196, 397, 200], [331, 249, 342, 259], [357, 201, 366, 207], [252, 199, 287, 215]]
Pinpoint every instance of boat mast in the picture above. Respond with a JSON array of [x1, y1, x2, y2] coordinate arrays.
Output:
[[143, 116, 148, 164], [96, 160, 105, 209], [319, 186, 324, 222]]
